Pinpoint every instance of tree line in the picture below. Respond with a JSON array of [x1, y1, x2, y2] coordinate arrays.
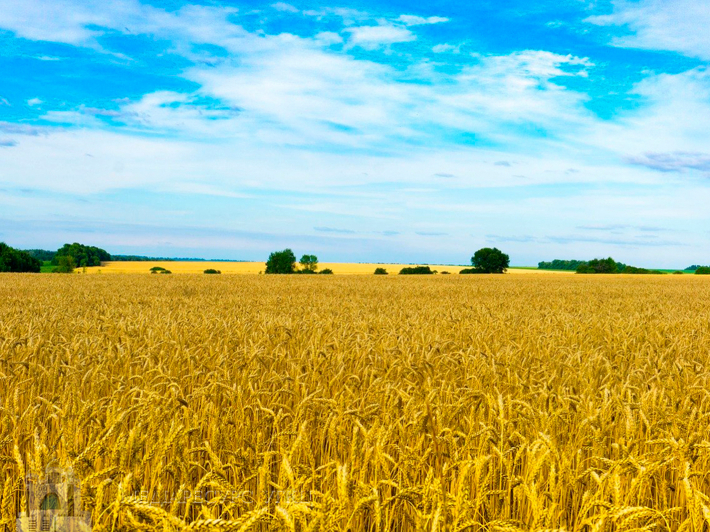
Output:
[[0, 243, 42, 273], [539, 257, 710, 274], [0, 242, 113, 273], [5, 240, 710, 276], [264, 247, 510, 275]]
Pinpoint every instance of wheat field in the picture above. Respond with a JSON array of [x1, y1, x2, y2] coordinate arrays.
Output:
[[80, 262, 573, 275], [1, 273, 710, 531]]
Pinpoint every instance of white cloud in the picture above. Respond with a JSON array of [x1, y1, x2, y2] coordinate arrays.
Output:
[[397, 15, 449, 26], [27, 98, 43, 106], [301, 7, 369, 25], [313, 31, 343, 46], [432, 43, 461, 54], [0, 0, 241, 50], [586, 0, 710, 59], [3, 0, 710, 263], [345, 25, 415, 50], [271, 2, 298, 13], [585, 68, 710, 162]]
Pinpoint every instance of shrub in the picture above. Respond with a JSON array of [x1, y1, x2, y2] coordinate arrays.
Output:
[[621, 266, 664, 274], [53, 255, 76, 274], [150, 266, 166, 273], [374, 268, 388, 275], [440, 271, 450, 274], [459, 268, 486, 274], [673, 271, 685, 275], [320, 269, 334, 274], [399, 266, 434, 275], [204, 269, 221, 274]]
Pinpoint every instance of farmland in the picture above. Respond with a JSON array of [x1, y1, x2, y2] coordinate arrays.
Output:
[[1, 274, 710, 531], [81, 261, 573, 275]]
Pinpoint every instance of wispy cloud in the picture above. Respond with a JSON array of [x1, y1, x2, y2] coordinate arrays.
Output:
[[586, 0, 710, 59], [397, 15, 449, 26], [546, 234, 683, 247], [488, 232, 682, 247], [625, 152, 710, 173], [487, 234, 538, 243], [0, 121, 41, 135], [345, 25, 415, 49], [432, 43, 461, 54], [576, 224, 629, 231], [272, 2, 298, 13], [314, 226, 356, 234]]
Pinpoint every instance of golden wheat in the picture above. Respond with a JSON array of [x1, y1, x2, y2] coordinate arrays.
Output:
[[1, 273, 709, 531]]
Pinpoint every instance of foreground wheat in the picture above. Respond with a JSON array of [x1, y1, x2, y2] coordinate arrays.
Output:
[[1, 274, 710, 531]]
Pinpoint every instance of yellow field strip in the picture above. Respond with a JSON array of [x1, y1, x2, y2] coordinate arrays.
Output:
[[83, 261, 575, 274]]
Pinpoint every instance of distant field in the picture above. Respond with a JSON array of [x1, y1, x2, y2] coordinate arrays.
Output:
[[83, 261, 576, 274]]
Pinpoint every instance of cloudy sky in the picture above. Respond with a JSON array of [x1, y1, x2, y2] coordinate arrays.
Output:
[[1, 0, 709, 266]]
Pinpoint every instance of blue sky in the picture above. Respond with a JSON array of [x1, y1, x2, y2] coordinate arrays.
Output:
[[1, 0, 710, 266]]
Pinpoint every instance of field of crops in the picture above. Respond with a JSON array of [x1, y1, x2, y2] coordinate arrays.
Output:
[[2, 274, 710, 531], [81, 262, 573, 275]]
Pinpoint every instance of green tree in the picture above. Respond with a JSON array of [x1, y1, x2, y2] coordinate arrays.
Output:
[[0, 243, 42, 273], [538, 259, 586, 271], [53, 243, 111, 267], [621, 265, 663, 274], [577, 257, 619, 274], [695, 266, 710, 275], [374, 267, 388, 275], [23, 249, 56, 262], [299, 254, 318, 272], [319, 268, 333, 274], [468, 247, 510, 274], [53, 255, 76, 273], [265, 249, 297, 274]]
